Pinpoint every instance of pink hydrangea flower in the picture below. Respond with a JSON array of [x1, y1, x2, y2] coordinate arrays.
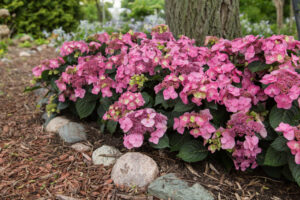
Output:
[[119, 108, 167, 149], [173, 109, 215, 140]]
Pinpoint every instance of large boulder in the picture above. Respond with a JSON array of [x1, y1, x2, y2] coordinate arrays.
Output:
[[148, 173, 214, 200], [111, 152, 159, 187]]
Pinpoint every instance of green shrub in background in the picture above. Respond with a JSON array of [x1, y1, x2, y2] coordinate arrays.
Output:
[[121, 0, 164, 21], [80, 0, 112, 23], [0, 0, 81, 37], [240, 0, 290, 24]]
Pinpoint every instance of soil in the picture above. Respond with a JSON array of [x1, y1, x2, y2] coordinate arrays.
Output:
[[0, 45, 300, 200]]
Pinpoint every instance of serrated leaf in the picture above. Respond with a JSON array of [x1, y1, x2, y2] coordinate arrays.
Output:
[[177, 140, 208, 162], [269, 105, 300, 129], [248, 61, 271, 73], [288, 155, 300, 186], [271, 136, 289, 152], [76, 99, 96, 119], [264, 146, 287, 167], [173, 101, 194, 113], [150, 134, 170, 149], [75, 93, 98, 119]]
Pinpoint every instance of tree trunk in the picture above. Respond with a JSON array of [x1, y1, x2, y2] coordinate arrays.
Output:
[[273, 0, 285, 33], [95, 0, 102, 23], [165, 0, 241, 45]]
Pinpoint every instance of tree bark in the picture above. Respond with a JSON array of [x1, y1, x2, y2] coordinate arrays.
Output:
[[165, 0, 241, 45], [273, 0, 285, 33], [95, 0, 102, 23]]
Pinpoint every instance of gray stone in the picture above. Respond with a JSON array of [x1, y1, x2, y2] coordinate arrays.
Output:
[[71, 143, 91, 152], [58, 122, 87, 143], [19, 51, 31, 57], [92, 145, 121, 166], [0, 9, 10, 18], [148, 173, 214, 200], [111, 152, 159, 187], [45, 116, 70, 133], [0, 58, 12, 64]]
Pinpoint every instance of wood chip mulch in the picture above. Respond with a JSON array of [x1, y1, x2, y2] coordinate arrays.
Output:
[[1, 45, 300, 200]]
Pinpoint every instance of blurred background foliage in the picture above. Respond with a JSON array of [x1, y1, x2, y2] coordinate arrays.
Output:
[[0, 0, 299, 48], [0, 0, 81, 37], [121, 0, 164, 21]]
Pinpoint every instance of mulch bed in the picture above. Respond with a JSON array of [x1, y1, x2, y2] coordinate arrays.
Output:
[[0, 45, 300, 200]]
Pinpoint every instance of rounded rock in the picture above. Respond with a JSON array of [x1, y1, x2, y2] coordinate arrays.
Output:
[[92, 145, 121, 166], [58, 122, 87, 143], [111, 152, 159, 187], [71, 143, 91, 152], [45, 116, 70, 133]]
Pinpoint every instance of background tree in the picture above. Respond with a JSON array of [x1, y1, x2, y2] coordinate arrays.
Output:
[[273, 0, 285, 33], [164, 0, 241, 45]]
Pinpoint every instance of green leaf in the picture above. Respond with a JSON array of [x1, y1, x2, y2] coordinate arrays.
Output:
[[204, 101, 218, 110], [173, 101, 194, 113], [41, 70, 49, 80], [97, 98, 112, 118], [107, 120, 118, 134], [248, 61, 271, 73], [177, 140, 208, 162], [282, 165, 295, 182], [50, 78, 59, 92], [142, 92, 153, 107], [24, 85, 41, 92], [154, 91, 164, 106], [264, 146, 287, 167], [75, 93, 98, 119], [269, 105, 300, 129], [271, 136, 289, 152], [169, 133, 191, 152], [288, 155, 300, 186], [150, 134, 170, 149]]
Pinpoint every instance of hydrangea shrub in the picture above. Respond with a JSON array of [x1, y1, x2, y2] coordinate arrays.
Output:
[[28, 25, 300, 185]]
